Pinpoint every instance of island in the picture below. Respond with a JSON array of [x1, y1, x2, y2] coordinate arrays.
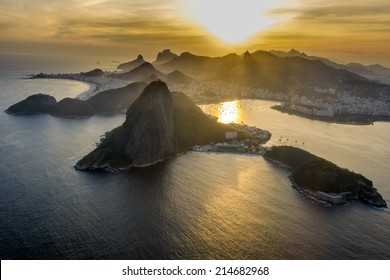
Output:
[[263, 146, 387, 208], [5, 93, 57, 115]]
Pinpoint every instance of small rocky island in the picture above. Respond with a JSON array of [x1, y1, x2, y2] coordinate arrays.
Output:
[[264, 146, 387, 208], [75, 80, 237, 170]]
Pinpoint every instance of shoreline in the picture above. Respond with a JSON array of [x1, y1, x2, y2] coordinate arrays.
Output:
[[198, 96, 390, 126], [75, 80, 100, 100], [272, 105, 390, 125], [29, 74, 390, 125], [29, 73, 128, 100]]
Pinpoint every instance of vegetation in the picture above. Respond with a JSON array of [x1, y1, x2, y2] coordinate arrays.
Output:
[[264, 146, 386, 207]]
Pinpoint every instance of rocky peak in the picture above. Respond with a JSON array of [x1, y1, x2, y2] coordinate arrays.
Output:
[[75, 80, 178, 170], [117, 54, 146, 71], [156, 49, 178, 63]]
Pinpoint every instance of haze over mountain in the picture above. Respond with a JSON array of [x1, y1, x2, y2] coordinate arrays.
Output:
[[270, 49, 390, 84], [154, 49, 179, 65], [156, 50, 389, 98], [117, 55, 146, 71], [115, 62, 164, 81], [9, 48, 390, 123]]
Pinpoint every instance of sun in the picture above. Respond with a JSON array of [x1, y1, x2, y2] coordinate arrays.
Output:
[[188, 0, 283, 44], [218, 101, 240, 124]]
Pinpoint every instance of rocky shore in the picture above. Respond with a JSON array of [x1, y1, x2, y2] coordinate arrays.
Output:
[[264, 146, 387, 208]]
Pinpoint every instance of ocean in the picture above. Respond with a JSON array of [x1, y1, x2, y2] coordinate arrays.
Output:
[[0, 54, 389, 259]]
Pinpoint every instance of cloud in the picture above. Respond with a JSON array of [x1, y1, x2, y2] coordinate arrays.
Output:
[[268, 1, 390, 33]]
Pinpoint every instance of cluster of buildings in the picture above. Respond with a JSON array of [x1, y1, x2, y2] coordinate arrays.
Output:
[[193, 123, 271, 155], [33, 72, 129, 100], [279, 91, 390, 117], [169, 80, 390, 118]]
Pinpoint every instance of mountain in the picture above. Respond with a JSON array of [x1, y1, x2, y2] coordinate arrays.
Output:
[[270, 49, 390, 84], [165, 70, 194, 85], [264, 146, 387, 208], [82, 68, 105, 77], [117, 55, 145, 71], [154, 49, 178, 65], [160, 50, 359, 87], [158, 50, 390, 99], [87, 82, 146, 113], [5, 94, 57, 115], [75, 81, 235, 170], [114, 62, 164, 82], [51, 98, 95, 117]]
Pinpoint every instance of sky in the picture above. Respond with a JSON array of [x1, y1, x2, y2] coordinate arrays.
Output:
[[1, 0, 390, 66]]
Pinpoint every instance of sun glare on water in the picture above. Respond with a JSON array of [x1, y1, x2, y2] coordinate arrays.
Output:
[[218, 101, 240, 124], [188, 0, 286, 44]]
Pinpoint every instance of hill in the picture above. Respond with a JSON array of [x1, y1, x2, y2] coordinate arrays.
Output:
[[75, 81, 234, 170], [264, 146, 387, 207], [114, 62, 164, 82], [117, 55, 145, 71]]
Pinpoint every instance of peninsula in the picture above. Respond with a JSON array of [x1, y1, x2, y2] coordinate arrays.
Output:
[[75, 80, 241, 170], [263, 146, 387, 208]]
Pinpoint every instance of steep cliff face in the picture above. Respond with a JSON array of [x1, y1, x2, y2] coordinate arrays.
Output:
[[75, 80, 178, 170]]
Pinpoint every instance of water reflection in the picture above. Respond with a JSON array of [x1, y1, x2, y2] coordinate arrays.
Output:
[[218, 101, 240, 124]]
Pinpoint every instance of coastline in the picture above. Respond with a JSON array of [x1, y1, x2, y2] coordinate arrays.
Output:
[[75, 80, 100, 100], [29, 73, 128, 100], [272, 105, 390, 125], [197, 96, 390, 125]]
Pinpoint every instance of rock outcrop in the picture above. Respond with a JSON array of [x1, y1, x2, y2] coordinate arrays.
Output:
[[5, 94, 57, 115], [75, 81, 178, 170], [75, 81, 234, 170], [264, 146, 387, 208], [117, 55, 145, 71]]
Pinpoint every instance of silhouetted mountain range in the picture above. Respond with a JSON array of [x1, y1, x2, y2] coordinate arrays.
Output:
[[115, 62, 164, 81], [269, 49, 390, 83], [154, 50, 390, 99], [154, 49, 178, 65], [117, 54, 145, 71]]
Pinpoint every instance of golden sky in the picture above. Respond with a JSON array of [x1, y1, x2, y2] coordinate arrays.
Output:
[[1, 0, 389, 66]]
